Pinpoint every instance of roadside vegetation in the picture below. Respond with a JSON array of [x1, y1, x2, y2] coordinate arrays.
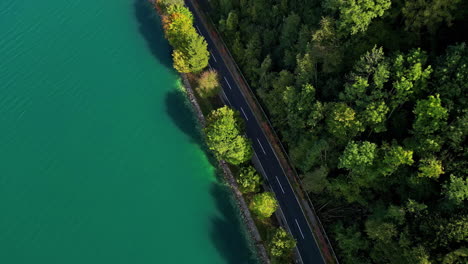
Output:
[[155, 0, 298, 262], [207, 0, 468, 263]]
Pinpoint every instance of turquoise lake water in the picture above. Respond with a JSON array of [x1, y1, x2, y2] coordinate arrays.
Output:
[[0, 0, 257, 263]]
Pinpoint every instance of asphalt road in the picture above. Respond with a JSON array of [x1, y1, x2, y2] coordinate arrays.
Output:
[[184, 1, 326, 263]]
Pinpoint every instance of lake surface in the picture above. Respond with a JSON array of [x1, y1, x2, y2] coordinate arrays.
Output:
[[0, 0, 257, 263]]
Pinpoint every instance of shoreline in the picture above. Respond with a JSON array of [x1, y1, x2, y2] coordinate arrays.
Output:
[[150, 1, 270, 263]]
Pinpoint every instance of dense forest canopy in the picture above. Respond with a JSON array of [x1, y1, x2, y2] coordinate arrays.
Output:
[[207, 0, 468, 263]]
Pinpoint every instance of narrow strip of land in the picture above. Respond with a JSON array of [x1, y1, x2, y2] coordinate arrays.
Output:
[[185, 1, 326, 263]]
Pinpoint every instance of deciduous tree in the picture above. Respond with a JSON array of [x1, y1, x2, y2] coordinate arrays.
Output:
[[204, 106, 253, 165], [268, 227, 296, 258], [249, 192, 278, 219], [196, 70, 221, 98], [236, 166, 261, 194]]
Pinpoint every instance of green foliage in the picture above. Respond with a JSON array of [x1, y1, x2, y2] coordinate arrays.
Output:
[[303, 165, 329, 194], [434, 43, 468, 112], [164, 5, 195, 49], [361, 101, 389, 132], [174, 34, 209, 73], [204, 106, 253, 165], [443, 174, 468, 205], [339, 141, 377, 172], [311, 17, 342, 73], [333, 222, 370, 264], [365, 218, 397, 241], [268, 227, 296, 258], [196, 70, 221, 98], [418, 157, 444, 179], [326, 103, 364, 140], [327, 0, 391, 35], [249, 192, 278, 219], [209, 0, 468, 262], [390, 49, 433, 109], [402, 0, 462, 33], [442, 247, 468, 264], [378, 142, 414, 176], [434, 215, 468, 248], [225, 11, 238, 31], [413, 94, 448, 135], [162, 4, 209, 73], [405, 199, 428, 215], [236, 166, 261, 193], [158, 0, 184, 8]]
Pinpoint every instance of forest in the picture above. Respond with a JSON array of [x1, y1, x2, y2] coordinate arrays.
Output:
[[204, 0, 468, 263]]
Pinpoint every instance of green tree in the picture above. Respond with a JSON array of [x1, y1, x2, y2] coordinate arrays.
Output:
[[249, 192, 278, 219], [443, 174, 468, 205], [402, 0, 462, 33], [226, 11, 239, 31], [333, 222, 370, 264], [434, 43, 468, 112], [378, 142, 414, 176], [236, 166, 261, 193], [280, 12, 301, 50], [204, 106, 253, 165], [326, 0, 391, 35], [361, 101, 389, 132], [413, 94, 448, 135], [311, 17, 342, 73], [163, 5, 195, 48], [418, 157, 444, 178], [294, 53, 315, 86], [338, 141, 377, 172], [268, 227, 297, 258], [172, 49, 191, 73], [158, 0, 185, 9], [390, 49, 432, 109], [172, 32, 209, 73], [434, 215, 468, 248], [326, 103, 364, 140], [196, 70, 221, 98], [443, 247, 468, 264], [365, 218, 397, 241], [303, 165, 329, 194], [282, 84, 324, 138]]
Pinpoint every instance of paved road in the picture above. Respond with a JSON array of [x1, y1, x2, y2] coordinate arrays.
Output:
[[184, 2, 325, 263]]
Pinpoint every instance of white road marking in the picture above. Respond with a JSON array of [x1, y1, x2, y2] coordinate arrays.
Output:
[[196, 25, 202, 34], [210, 50, 217, 62], [223, 76, 232, 90], [209, 63, 213, 70], [295, 219, 305, 239], [221, 89, 232, 106], [240, 107, 249, 121], [276, 205, 305, 264], [276, 176, 285, 194], [257, 138, 266, 155]]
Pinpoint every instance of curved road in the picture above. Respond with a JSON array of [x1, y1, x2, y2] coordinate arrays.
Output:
[[184, 1, 326, 263]]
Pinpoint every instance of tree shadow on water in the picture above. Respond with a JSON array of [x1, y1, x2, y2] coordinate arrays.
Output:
[[165, 90, 205, 145], [209, 183, 260, 264], [134, 0, 173, 69]]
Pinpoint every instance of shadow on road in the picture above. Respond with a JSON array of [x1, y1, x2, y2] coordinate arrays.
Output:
[[133, 0, 173, 69], [209, 183, 259, 264]]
